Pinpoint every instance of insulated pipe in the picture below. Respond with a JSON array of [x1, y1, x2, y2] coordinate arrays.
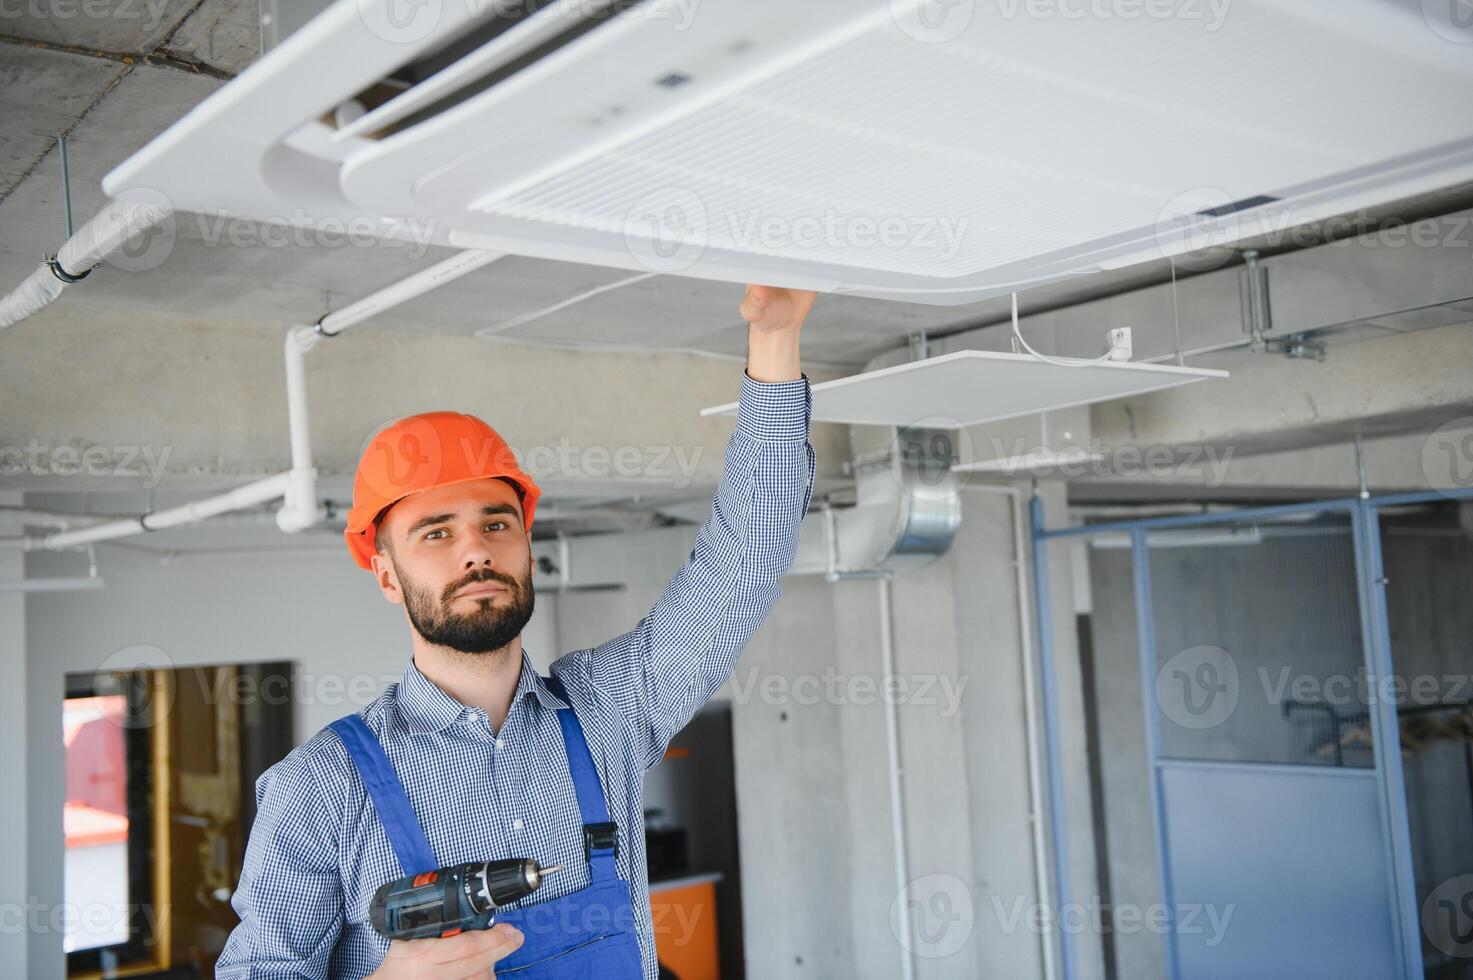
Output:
[[0, 196, 173, 332]]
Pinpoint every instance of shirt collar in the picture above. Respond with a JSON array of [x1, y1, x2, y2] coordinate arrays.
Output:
[[395, 649, 567, 733]]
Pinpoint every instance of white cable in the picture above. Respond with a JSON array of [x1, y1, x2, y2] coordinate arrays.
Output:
[[1008, 292, 1119, 367], [475, 271, 657, 338], [831, 265, 1107, 297], [1169, 259, 1185, 367], [476, 331, 860, 374], [476, 331, 749, 365]]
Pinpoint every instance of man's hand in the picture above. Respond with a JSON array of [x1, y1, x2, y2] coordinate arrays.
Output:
[[739, 284, 816, 334], [367, 923, 524, 980], [741, 284, 815, 382]]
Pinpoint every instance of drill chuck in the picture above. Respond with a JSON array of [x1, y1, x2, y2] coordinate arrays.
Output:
[[369, 858, 563, 941]]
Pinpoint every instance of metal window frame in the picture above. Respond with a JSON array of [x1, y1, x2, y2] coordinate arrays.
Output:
[[1029, 486, 1473, 980]]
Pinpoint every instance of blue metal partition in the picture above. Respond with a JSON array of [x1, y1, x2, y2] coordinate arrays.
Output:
[[1029, 488, 1473, 980]]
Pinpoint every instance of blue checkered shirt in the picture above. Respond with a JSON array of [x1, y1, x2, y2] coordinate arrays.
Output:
[[216, 370, 815, 980]]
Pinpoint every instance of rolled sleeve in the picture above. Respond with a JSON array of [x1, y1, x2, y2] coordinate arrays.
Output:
[[736, 370, 813, 443]]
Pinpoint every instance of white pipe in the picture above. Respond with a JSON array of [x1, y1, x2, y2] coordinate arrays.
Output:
[[276, 325, 326, 532], [39, 472, 295, 551], [961, 483, 1057, 980], [0, 576, 105, 594], [0, 196, 173, 332], [276, 249, 503, 532], [877, 572, 917, 980], [0, 506, 115, 528]]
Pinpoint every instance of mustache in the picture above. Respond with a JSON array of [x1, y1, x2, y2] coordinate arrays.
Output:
[[443, 569, 520, 603]]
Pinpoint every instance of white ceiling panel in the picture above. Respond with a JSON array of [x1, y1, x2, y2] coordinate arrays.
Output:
[[701, 350, 1228, 427]]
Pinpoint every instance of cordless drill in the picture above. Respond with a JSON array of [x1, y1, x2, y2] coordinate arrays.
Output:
[[369, 859, 563, 941]]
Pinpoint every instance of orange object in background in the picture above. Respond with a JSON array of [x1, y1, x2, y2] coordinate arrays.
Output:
[[649, 874, 721, 980], [64, 695, 128, 819]]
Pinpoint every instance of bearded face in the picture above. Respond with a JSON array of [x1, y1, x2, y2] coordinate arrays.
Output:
[[396, 555, 536, 656]]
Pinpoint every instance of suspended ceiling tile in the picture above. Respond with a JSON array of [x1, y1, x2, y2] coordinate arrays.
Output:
[[701, 350, 1228, 428]]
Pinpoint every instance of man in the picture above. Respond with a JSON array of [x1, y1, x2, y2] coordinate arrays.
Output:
[[217, 284, 818, 979]]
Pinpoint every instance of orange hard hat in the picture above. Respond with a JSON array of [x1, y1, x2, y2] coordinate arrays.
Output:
[[344, 411, 541, 570]]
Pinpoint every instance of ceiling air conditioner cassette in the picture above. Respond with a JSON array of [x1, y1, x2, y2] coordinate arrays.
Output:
[[104, 0, 1473, 306]]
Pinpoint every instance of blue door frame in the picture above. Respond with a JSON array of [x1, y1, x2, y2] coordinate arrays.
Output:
[[1029, 487, 1473, 980]]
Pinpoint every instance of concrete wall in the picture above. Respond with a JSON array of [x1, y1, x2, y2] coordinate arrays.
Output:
[[1083, 505, 1473, 979], [1084, 523, 1372, 978], [1380, 519, 1473, 952], [0, 492, 28, 977], [728, 485, 1103, 979]]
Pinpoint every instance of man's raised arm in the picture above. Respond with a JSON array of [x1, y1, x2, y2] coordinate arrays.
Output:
[[554, 286, 818, 768]]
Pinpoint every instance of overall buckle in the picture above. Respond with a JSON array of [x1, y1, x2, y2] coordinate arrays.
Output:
[[583, 822, 619, 862]]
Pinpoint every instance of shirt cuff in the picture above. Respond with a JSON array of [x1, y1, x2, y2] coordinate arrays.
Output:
[[736, 370, 812, 442]]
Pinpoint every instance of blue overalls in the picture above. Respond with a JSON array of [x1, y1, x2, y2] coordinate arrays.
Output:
[[328, 675, 645, 978]]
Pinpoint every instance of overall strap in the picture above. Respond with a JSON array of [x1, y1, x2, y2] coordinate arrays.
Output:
[[543, 674, 619, 881], [329, 714, 438, 877]]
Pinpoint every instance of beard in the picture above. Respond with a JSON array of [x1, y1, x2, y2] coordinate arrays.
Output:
[[398, 559, 536, 656]]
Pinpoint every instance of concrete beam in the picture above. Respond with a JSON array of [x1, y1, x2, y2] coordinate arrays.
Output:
[[0, 308, 851, 501], [1090, 319, 1473, 456]]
